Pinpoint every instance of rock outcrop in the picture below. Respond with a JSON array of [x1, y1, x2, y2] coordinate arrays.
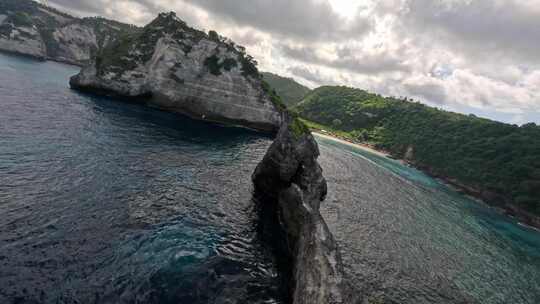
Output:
[[5, 3, 344, 300], [70, 12, 283, 132], [252, 115, 346, 304], [0, 0, 134, 65]]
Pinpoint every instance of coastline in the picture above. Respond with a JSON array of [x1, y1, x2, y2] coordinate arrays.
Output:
[[0, 49, 85, 67], [310, 130, 540, 231], [312, 132, 390, 158]]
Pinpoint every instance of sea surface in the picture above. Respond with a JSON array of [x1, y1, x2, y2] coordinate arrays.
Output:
[[317, 137, 540, 304], [1, 53, 540, 304], [0, 53, 282, 303]]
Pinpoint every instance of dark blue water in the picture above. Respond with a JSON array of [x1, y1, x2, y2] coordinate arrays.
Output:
[[0, 53, 282, 304], [3, 52, 540, 304], [317, 136, 540, 304]]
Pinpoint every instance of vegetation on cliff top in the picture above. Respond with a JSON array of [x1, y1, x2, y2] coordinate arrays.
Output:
[[261, 72, 311, 107], [92, 11, 286, 114], [260, 76, 310, 139], [203, 55, 238, 76], [294, 86, 540, 214], [289, 115, 310, 139]]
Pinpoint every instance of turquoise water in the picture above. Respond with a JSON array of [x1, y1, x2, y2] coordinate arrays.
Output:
[[0, 53, 283, 303], [317, 136, 540, 304]]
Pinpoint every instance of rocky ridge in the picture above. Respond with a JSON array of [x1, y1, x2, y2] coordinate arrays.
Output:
[[0, 0, 135, 65], [70, 12, 283, 132], [252, 115, 347, 304]]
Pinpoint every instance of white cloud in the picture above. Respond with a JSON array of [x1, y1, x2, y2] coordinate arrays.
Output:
[[46, 0, 540, 124]]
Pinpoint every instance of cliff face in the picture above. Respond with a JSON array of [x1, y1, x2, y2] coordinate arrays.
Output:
[[70, 12, 282, 132], [252, 116, 346, 304], [0, 20, 45, 59], [0, 0, 134, 65]]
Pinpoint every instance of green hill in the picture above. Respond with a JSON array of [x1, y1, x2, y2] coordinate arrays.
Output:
[[261, 72, 311, 107], [295, 86, 540, 218]]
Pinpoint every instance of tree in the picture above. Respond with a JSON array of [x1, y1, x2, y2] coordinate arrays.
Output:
[[208, 30, 219, 41]]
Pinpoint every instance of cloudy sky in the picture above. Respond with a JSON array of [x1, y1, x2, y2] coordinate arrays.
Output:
[[41, 0, 540, 124]]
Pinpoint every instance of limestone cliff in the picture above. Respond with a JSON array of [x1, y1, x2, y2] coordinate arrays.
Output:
[[0, 0, 134, 65], [70, 12, 283, 132], [252, 115, 346, 304]]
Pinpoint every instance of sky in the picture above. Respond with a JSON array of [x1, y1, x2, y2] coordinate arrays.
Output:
[[39, 0, 540, 125]]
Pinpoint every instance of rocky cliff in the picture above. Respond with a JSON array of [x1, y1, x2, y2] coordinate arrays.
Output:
[[252, 115, 346, 304], [70, 12, 283, 132], [6, 3, 344, 300], [69, 10, 343, 301], [0, 0, 134, 65]]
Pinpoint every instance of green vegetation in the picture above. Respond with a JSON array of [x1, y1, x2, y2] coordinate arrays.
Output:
[[289, 115, 310, 139], [222, 58, 237, 71], [208, 30, 219, 41], [239, 54, 259, 78], [261, 80, 287, 111], [80, 17, 138, 52], [299, 118, 354, 140], [204, 55, 238, 76], [204, 55, 222, 75], [262, 72, 311, 107], [9, 12, 33, 27], [295, 86, 540, 214], [95, 31, 141, 72]]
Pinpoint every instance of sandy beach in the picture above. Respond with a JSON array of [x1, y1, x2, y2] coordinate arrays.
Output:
[[312, 132, 391, 158]]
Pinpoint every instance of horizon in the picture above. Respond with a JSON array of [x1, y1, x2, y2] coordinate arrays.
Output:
[[37, 0, 540, 125]]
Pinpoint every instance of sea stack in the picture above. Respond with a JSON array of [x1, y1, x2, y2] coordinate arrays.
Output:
[[252, 115, 346, 304]]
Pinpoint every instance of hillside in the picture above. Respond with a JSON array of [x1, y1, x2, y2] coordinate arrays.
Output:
[[262, 72, 311, 107], [295, 86, 540, 221], [0, 0, 136, 65]]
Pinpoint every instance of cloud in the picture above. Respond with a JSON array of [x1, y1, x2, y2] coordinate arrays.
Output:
[[404, 80, 448, 105], [287, 65, 338, 87], [181, 0, 372, 42], [280, 43, 410, 75], [401, 0, 540, 63], [43, 0, 540, 124]]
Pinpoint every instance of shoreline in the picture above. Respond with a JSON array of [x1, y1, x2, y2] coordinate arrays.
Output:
[[312, 132, 390, 158], [311, 130, 540, 231], [0, 49, 84, 67]]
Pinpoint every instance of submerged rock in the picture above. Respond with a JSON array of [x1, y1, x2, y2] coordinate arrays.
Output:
[[253, 115, 347, 304], [70, 12, 283, 132]]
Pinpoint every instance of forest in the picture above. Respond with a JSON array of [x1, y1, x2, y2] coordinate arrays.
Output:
[[294, 86, 540, 215]]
